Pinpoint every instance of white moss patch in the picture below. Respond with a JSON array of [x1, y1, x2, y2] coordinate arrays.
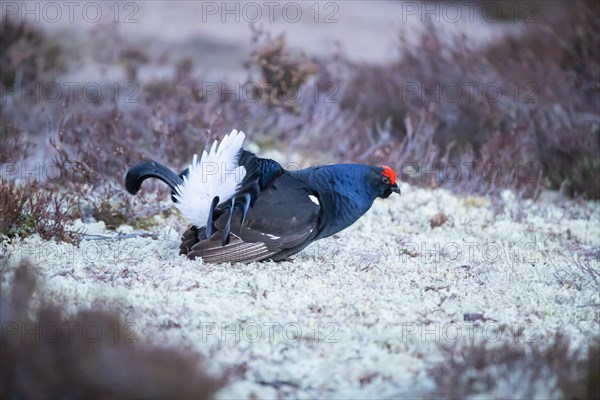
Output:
[[2, 184, 599, 398]]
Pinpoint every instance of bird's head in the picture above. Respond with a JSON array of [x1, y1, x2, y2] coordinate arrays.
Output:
[[373, 165, 400, 198]]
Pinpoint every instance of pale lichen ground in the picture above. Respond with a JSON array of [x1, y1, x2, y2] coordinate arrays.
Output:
[[2, 184, 599, 398]]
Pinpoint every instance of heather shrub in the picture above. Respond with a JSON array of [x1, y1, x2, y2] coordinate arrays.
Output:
[[0, 18, 65, 92], [429, 336, 600, 399], [0, 261, 228, 398], [0, 118, 32, 164], [0, 179, 80, 244], [329, 0, 599, 197], [2, 1, 598, 218], [248, 29, 317, 113]]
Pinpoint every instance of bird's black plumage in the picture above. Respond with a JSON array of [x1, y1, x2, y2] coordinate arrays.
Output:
[[125, 161, 183, 202], [125, 134, 400, 264]]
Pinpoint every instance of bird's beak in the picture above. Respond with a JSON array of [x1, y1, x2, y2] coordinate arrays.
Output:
[[391, 183, 401, 194]]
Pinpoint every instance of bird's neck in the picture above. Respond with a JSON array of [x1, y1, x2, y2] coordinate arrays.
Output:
[[294, 165, 379, 239]]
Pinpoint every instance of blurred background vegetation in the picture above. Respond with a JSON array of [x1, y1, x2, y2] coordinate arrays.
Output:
[[1, 0, 599, 238]]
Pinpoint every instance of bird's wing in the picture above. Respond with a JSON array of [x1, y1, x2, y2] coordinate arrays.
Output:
[[181, 174, 321, 263], [196, 151, 286, 245]]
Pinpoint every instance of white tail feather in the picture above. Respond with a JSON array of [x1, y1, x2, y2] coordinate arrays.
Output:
[[174, 129, 247, 228]]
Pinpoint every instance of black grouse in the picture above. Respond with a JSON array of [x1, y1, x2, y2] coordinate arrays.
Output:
[[125, 130, 400, 263]]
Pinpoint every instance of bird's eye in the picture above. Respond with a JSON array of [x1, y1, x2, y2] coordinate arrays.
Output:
[[381, 175, 390, 184]]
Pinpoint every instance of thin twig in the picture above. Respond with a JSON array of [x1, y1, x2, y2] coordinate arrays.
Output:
[[81, 232, 160, 241]]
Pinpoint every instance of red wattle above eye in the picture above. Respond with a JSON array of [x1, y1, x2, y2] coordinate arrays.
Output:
[[381, 165, 396, 185]]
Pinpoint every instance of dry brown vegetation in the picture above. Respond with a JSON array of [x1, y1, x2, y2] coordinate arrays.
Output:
[[0, 1, 598, 230], [0, 19, 65, 93], [0, 179, 80, 244], [249, 29, 317, 113], [0, 116, 31, 163], [0, 261, 228, 398], [335, 1, 599, 197], [429, 336, 600, 399]]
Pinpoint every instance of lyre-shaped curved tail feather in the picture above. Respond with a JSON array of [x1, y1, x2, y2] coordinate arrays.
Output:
[[125, 161, 183, 200], [125, 130, 275, 245]]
